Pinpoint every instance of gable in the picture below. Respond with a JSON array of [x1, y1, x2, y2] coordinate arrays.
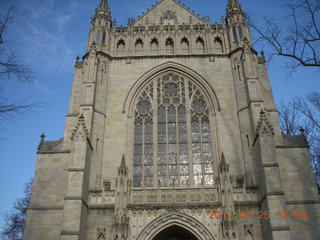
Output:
[[133, 0, 205, 26]]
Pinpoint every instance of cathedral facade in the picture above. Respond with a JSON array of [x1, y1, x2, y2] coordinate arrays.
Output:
[[24, 0, 320, 240]]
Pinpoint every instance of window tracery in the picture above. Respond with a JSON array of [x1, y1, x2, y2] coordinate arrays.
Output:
[[195, 37, 205, 53], [96, 30, 101, 43], [150, 38, 159, 54], [116, 39, 125, 56], [181, 37, 190, 54], [133, 73, 215, 188], [214, 37, 223, 53], [135, 38, 144, 54], [165, 38, 174, 54], [102, 31, 106, 44]]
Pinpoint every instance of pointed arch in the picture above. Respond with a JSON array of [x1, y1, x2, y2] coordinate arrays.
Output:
[[123, 61, 220, 116], [180, 36, 190, 54], [136, 212, 215, 240], [195, 35, 205, 53], [134, 37, 144, 54], [150, 36, 159, 54], [213, 33, 225, 53], [116, 37, 126, 56], [165, 36, 174, 54], [124, 62, 221, 188]]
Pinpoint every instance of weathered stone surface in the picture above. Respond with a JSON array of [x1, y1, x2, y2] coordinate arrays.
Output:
[[24, 1, 320, 240]]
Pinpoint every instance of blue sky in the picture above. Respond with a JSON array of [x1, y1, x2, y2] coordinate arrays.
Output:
[[0, 0, 319, 228]]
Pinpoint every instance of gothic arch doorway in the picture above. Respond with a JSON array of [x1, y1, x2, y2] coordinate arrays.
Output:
[[152, 225, 198, 240], [136, 212, 215, 240]]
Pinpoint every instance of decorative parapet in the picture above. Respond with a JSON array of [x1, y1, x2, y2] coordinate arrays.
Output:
[[89, 187, 258, 207], [233, 187, 259, 202], [89, 190, 116, 205], [130, 188, 218, 205]]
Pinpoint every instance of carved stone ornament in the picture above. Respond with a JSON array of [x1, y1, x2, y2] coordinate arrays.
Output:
[[256, 110, 275, 136], [162, 10, 177, 20], [244, 224, 253, 235], [71, 114, 89, 140]]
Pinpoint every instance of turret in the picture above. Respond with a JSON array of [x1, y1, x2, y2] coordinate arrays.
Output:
[[226, 0, 252, 49], [88, 0, 112, 48]]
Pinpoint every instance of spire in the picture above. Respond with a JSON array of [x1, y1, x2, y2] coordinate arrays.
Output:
[[220, 152, 229, 172], [118, 154, 127, 176], [93, 0, 111, 21], [227, 0, 244, 16], [227, 0, 241, 10]]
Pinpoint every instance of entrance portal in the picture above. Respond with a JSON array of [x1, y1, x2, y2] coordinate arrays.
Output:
[[152, 225, 198, 240]]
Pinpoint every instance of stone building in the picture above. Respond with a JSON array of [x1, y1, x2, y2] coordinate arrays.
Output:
[[24, 0, 320, 239]]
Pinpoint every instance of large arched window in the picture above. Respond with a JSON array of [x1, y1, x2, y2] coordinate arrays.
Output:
[[133, 73, 215, 188]]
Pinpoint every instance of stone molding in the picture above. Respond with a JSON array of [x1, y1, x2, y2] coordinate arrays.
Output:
[[123, 61, 221, 116], [136, 212, 215, 240]]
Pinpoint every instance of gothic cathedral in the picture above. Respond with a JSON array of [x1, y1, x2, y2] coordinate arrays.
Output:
[[24, 0, 320, 240]]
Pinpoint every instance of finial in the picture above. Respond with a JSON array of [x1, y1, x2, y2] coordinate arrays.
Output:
[[93, 0, 111, 21], [118, 154, 127, 175], [220, 152, 229, 172], [299, 127, 305, 134], [38, 133, 46, 152], [121, 154, 126, 167], [299, 127, 305, 135], [76, 56, 80, 63], [227, 0, 243, 13], [221, 152, 226, 165], [260, 50, 265, 58], [40, 133, 46, 142]]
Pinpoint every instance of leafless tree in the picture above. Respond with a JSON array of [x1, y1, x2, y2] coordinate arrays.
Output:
[[278, 91, 320, 192], [0, 4, 41, 123], [249, 0, 320, 69], [1, 179, 32, 240]]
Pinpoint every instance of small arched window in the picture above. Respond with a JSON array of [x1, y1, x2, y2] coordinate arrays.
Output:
[[195, 37, 205, 53], [238, 26, 244, 40], [150, 38, 159, 54], [96, 30, 101, 43], [116, 39, 126, 56], [133, 73, 215, 188], [181, 37, 189, 54], [135, 38, 144, 54], [165, 38, 174, 54], [233, 27, 238, 41], [102, 31, 106, 44], [214, 37, 223, 53]]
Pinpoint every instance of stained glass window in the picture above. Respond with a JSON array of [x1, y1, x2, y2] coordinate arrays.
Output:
[[133, 73, 215, 188]]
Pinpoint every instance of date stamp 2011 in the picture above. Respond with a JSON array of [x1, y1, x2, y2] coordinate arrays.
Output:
[[209, 210, 308, 220]]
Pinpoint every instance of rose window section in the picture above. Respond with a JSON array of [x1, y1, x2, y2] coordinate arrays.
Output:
[[133, 73, 215, 188]]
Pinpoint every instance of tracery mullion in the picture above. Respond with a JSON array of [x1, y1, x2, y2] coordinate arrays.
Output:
[[141, 119, 146, 188], [202, 115, 214, 186], [199, 117, 205, 186], [152, 80, 158, 188], [165, 106, 169, 187], [175, 106, 180, 186], [185, 79, 194, 187]]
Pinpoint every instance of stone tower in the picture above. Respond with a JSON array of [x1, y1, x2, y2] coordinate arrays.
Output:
[[24, 0, 320, 239]]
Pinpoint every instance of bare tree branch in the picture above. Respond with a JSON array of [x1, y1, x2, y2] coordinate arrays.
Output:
[[0, 5, 33, 82], [249, 0, 320, 69], [278, 91, 320, 193], [0, 4, 43, 124], [1, 179, 32, 240]]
